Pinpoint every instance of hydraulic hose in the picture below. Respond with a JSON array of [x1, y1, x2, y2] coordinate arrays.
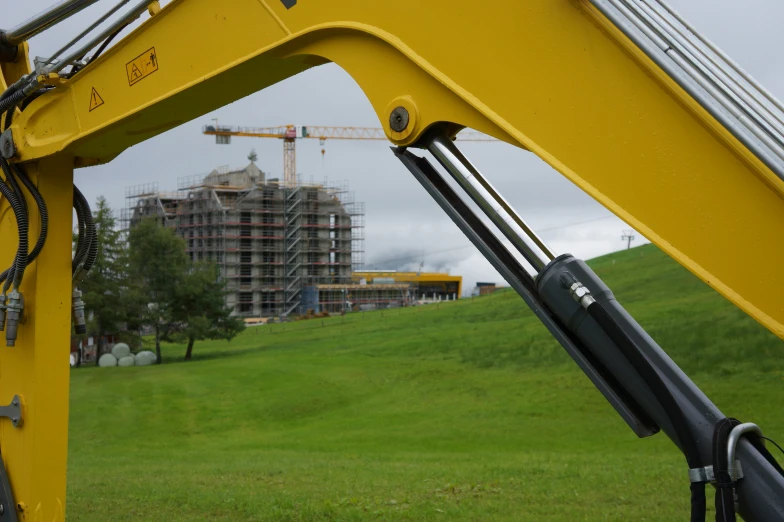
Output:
[[0, 88, 48, 343], [72, 188, 90, 273], [72, 186, 96, 273], [0, 159, 29, 290], [83, 200, 97, 273], [71, 185, 94, 336], [585, 301, 706, 522], [0, 164, 48, 289], [12, 164, 47, 263], [0, 81, 22, 105], [3, 106, 14, 131], [0, 176, 27, 294], [0, 89, 27, 117]]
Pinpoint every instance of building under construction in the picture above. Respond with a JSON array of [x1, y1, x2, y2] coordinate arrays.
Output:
[[123, 162, 364, 318]]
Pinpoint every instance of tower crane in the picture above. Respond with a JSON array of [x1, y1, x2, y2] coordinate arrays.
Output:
[[202, 124, 497, 186]]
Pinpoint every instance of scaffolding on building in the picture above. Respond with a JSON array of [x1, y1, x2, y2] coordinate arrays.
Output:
[[122, 164, 365, 319]]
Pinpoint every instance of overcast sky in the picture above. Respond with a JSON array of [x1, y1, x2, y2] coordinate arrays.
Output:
[[7, 1, 784, 292]]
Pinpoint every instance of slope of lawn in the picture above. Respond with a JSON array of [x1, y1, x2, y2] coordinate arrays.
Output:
[[66, 244, 784, 521]]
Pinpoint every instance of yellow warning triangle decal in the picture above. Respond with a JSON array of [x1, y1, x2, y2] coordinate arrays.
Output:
[[89, 87, 104, 111]]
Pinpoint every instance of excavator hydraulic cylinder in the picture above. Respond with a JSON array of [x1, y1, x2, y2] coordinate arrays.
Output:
[[536, 254, 784, 521]]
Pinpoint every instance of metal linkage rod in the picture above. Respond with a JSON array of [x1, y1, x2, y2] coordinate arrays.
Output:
[[652, 0, 784, 118], [47, 0, 133, 64], [639, 0, 784, 134], [1, 0, 101, 46], [426, 134, 554, 273], [589, 0, 784, 181], [48, 0, 153, 75], [615, 0, 784, 159]]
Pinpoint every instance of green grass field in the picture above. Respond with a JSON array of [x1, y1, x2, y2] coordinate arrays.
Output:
[[67, 244, 784, 521]]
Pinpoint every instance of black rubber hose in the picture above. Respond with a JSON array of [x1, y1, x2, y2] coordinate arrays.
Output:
[[72, 185, 91, 271], [73, 188, 88, 265], [72, 185, 96, 273], [0, 164, 48, 287], [19, 87, 53, 112], [82, 203, 97, 272], [0, 82, 21, 105], [586, 301, 706, 522], [0, 177, 27, 293], [0, 89, 26, 117], [12, 164, 47, 263], [1, 158, 26, 215], [713, 419, 738, 522], [691, 482, 707, 522], [72, 191, 88, 272], [1, 163, 28, 290], [87, 23, 129, 65], [3, 104, 14, 131], [0, 159, 29, 289]]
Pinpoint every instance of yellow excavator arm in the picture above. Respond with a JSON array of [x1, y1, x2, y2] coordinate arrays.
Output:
[[6, 0, 784, 336], [0, 0, 783, 518]]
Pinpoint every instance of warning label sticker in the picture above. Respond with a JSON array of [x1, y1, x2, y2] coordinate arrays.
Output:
[[126, 47, 158, 86], [89, 87, 104, 111]]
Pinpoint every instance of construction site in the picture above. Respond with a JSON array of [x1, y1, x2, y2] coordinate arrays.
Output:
[[122, 160, 467, 318], [123, 163, 365, 318]]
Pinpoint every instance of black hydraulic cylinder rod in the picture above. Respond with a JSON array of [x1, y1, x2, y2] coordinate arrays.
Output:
[[536, 254, 784, 521], [584, 297, 706, 522], [393, 146, 658, 438]]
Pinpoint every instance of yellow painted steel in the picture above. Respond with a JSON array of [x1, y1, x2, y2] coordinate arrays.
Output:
[[0, 156, 73, 521], [0, 43, 73, 520], [352, 272, 463, 298], [1, 0, 784, 513], [6, 0, 782, 339]]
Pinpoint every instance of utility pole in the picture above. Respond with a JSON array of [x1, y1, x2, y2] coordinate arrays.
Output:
[[621, 229, 636, 250]]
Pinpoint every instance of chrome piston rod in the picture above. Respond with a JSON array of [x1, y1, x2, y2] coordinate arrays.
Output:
[[427, 134, 554, 273], [1, 0, 101, 46]]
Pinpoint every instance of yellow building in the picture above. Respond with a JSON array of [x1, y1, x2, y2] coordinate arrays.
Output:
[[352, 271, 462, 300]]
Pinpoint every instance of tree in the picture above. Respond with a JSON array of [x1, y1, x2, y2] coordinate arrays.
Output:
[[248, 148, 258, 163], [168, 262, 245, 361], [127, 219, 188, 363], [77, 197, 129, 353], [127, 220, 244, 362]]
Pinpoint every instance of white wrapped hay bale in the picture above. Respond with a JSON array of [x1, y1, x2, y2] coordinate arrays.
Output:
[[135, 351, 157, 366], [111, 343, 131, 359], [118, 355, 135, 367], [98, 354, 117, 367]]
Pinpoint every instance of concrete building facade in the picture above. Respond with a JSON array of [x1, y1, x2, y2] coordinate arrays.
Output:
[[124, 163, 364, 318]]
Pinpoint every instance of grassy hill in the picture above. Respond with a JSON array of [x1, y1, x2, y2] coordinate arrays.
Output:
[[66, 244, 784, 521]]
